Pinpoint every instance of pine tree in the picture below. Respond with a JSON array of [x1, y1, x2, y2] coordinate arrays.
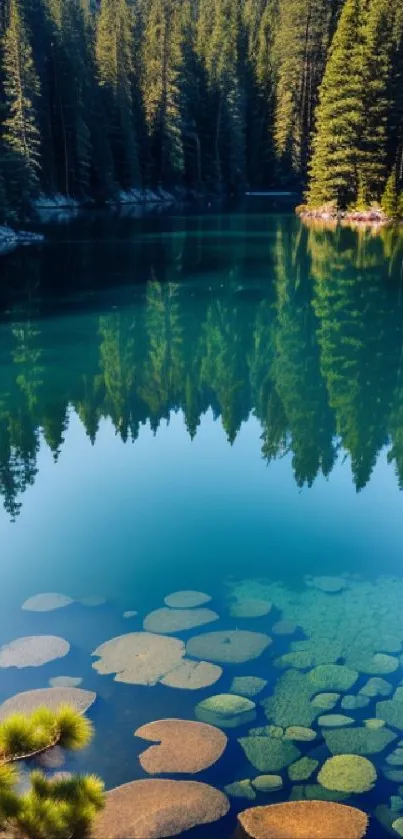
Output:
[[307, 0, 365, 209], [96, 0, 140, 190], [1, 0, 41, 212], [382, 168, 400, 218]]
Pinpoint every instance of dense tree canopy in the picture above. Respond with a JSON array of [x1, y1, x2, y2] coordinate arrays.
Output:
[[0, 0, 401, 217]]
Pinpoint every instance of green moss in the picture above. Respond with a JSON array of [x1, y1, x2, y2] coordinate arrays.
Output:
[[252, 774, 283, 792], [311, 693, 340, 710], [275, 652, 313, 670], [318, 714, 354, 728], [195, 694, 256, 728], [262, 670, 319, 728], [229, 677, 267, 698], [238, 735, 300, 772], [386, 749, 403, 766], [307, 665, 358, 692], [324, 725, 396, 755], [224, 779, 256, 800], [360, 677, 392, 698], [383, 768, 403, 783], [377, 700, 403, 731], [392, 818, 403, 837], [289, 784, 349, 802], [288, 757, 318, 781], [284, 726, 316, 742], [318, 755, 376, 793], [349, 654, 399, 676], [341, 695, 369, 711]]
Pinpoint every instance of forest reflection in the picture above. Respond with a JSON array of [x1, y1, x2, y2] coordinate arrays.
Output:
[[1, 216, 403, 520]]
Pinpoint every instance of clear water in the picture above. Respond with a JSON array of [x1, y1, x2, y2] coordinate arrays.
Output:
[[1, 203, 403, 836]]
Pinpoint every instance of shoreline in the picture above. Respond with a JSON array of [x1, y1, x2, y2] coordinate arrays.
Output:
[[296, 205, 400, 227]]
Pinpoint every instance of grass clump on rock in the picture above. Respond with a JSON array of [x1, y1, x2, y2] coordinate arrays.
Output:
[[0, 705, 104, 838], [318, 754, 377, 794]]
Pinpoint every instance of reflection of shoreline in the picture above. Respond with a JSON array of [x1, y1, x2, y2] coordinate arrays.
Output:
[[1, 217, 403, 519], [297, 207, 399, 230]]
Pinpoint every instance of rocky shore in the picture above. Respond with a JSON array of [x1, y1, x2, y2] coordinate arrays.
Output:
[[296, 204, 395, 226]]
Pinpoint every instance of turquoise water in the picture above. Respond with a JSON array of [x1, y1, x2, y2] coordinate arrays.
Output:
[[1, 205, 403, 835]]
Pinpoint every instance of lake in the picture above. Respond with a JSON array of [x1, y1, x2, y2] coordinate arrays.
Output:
[[1, 202, 403, 837]]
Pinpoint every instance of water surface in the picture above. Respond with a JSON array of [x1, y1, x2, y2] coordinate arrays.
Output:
[[1, 205, 403, 836]]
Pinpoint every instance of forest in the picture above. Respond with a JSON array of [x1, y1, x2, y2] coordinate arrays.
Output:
[[0, 0, 403, 219], [1, 217, 403, 520]]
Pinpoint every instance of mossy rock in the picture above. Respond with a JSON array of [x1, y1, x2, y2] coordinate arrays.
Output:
[[360, 677, 392, 698], [288, 757, 319, 782], [393, 817, 403, 837], [238, 736, 300, 772], [275, 652, 313, 670], [375, 804, 396, 834], [307, 665, 358, 692], [377, 700, 403, 731], [395, 688, 403, 704], [377, 634, 402, 654], [195, 694, 256, 729], [324, 725, 396, 756], [252, 775, 283, 792], [341, 696, 370, 711], [318, 755, 376, 794], [230, 677, 267, 698], [386, 749, 403, 766], [383, 768, 403, 783], [249, 726, 283, 739], [312, 693, 340, 711], [390, 795, 403, 812], [262, 670, 319, 728], [284, 726, 316, 742], [318, 715, 355, 728], [349, 653, 398, 676], [289, 785, 349, 803], [364, 719, 385, 729], [224, 779, 256, 800]]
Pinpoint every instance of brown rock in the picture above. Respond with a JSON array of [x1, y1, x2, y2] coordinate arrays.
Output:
[[135, 718, 227, 774], [237, 801, 368, 839], [160, 660, 222, 689], [91, 779, 229, 838], [143, 607, 219, 634], [187, 630, 271, 664]]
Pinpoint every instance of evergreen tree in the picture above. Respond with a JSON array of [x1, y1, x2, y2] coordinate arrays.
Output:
[[1, 0, 41, 212]]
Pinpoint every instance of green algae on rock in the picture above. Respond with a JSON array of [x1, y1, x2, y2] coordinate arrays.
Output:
[[224, 779, 256, 800], [195, 694, 256, 728], [360, 677, 393, 698], [284, 726, 316, 742], [306, 576, 347, 594], [187, 630, 271, 664], [307, 665, 358, 692], [341, 696, 370, 711], [386, 748, 403, 766], [289, 784, 349, 802], [318, 754, 377, 793], [376, 700, 403, 731], [288, 757, 319, 781], [238, 735, 300, 772], [318, 715, 355, 728], [230, 677, 267, 698], [312, 693, 340, 710], [275, 651, 313, 670], [252, 774, 283, 792], [262, 670, 320, 728], [324, 725, 396, 755], [392, 817, 403, 837]]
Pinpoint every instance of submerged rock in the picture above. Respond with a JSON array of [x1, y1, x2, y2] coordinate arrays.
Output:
[[49, 676, 83, 688], [164, 590, 212, 608], [318, 754, 377, 793], [360, 677, 392, 698], [238, 735, 300, 772], [312, 693, 340, 711], [160, 660, 222, 689], [284, 726, 316, 742], [341, 695, 369, 711], [237, 801, 368, 839], [275, 652, 313, 670], [187, 630, 271, 664], [92, 632, 186, 685], [252, 774, 283, 792], [307, 665, 358, 692], [318, 715, 355, 728], [0, 636, 70, 668], [123, 611, 138, 619], [91, 779, 230, 838], [230, 599, 272, 618], [80, 596, 106, 607], [135, 719, 227, 774], [230, 676, 267, 697], [376, 699, 403, 730], [0, 687, 96, 719], [262, 670, 319, 728], [288, 757, 319, 781], [323, 724, 396, 755], [225, 779, 256, 800], [143, 607, 219, 634], [306, 576, 348, 594], [195, 694, 256, 728], [22, 593, 74, 612], [272, 620, 298, 636]]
